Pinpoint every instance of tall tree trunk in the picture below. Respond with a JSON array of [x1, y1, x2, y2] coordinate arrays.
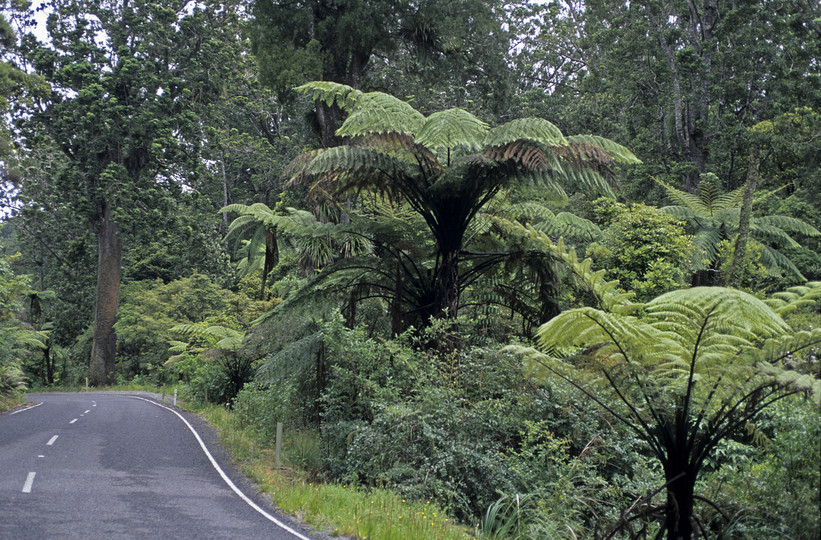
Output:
[[725, 144, 759, 286], [664, 463, 697, 540], [88, 205, 122, 386]]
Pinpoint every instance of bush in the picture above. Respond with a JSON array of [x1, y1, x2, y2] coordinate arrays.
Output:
[[316, 316, 637, 523]]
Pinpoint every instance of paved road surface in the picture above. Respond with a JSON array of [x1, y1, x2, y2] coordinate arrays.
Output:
[[0, 392, 318, 540]]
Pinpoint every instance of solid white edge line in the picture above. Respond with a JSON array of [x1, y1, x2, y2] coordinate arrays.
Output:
[[22, 472, 36, 493], [8, 402, 43, 415], [129, 396, 312, 540], [47, 435, 59, 446]]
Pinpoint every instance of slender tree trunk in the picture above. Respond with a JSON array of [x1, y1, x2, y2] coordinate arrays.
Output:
[[437, 247, 460, 319], [725, 145, 759, 286], [44, 346, 53, 385], [88, 205, 122, 386]]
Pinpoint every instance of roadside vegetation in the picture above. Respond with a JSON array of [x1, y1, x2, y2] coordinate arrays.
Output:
[[1, 0, 819, 538]]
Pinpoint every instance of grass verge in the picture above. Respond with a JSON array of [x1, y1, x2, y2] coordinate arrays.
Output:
[[0, 392, 25, 413], [190, 401, 477, 540]]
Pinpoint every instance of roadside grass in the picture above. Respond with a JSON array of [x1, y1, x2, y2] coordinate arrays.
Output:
[[190, 401, 477, 540], [0, 392, 25, 413]]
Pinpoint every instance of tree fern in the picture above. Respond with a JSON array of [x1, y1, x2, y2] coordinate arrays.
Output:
[[512, 280, 821, 538], [655, 175, 820, 281], [286, 82, 639, 322]]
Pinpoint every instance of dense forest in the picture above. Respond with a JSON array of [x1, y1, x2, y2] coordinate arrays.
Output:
[[0, 0, 819, 538]]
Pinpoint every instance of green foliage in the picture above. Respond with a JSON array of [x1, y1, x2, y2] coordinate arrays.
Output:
[[657, 174, 821, 282], [587, 199, 694, 301], [517, 284, 821, 537], [700, 396, 820, 539], [281, 82, 639, 325], [167, 322, 253, 404], [0, 256, 40, 395]]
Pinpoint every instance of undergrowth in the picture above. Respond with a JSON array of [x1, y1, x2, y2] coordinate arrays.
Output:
[[189, 399, 476, 540]]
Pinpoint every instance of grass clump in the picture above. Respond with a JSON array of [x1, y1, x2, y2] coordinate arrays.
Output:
[[0, 392, 25, 413]]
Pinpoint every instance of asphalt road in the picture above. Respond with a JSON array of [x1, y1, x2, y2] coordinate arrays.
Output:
[[0, 392, 318, 540]]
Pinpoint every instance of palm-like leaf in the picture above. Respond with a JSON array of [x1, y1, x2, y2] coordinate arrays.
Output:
[[655, 176, 819, 279], [416, 108, 489, 154], [517, 281, 821, 536]]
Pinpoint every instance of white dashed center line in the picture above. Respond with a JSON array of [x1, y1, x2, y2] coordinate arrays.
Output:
[[22, 472, 36, 493], [69, 419, 78, 424], [84, 410, 90, 414], [47, 435, 58, 446]]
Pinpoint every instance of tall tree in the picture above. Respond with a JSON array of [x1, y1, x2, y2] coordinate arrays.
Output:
[[511, 0, 821, 193], [249, 0, 513, 145], [11, 0, 245, 384]]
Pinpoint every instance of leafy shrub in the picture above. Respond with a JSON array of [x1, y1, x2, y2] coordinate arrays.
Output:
[[700, 396, 820, 539], [587, 199, 693, 300], [316, 316, 639, 523], [174, 354, 230, 403]]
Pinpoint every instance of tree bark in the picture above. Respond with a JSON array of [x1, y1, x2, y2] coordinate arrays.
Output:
[[664, 466, 697, 540], [725, 145, 759, 286], [88, 204, 122, 386]]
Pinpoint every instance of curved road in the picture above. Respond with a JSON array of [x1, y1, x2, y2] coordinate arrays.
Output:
[[0, 393, 318, 539]]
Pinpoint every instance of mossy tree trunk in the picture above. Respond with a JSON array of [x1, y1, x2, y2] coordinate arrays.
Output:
[[88, 205, 121, 386]]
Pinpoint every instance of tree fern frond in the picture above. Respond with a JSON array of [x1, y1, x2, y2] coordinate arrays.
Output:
[[646, 287, 790, 338], [758, 243, 805, 280], [484, 139, 562, 173], [167, 340, 188, 354], [692, 228, 725, 264], [660, 205, 701, 223], [534, 212, 602, 240], [415, 108, 489, 154], [752, 223, 802, 248], [750, 327, 821, 404], [765, 282, 821, 316], [655, 178, 710, 214], [283, 150, 323, 185], [502, 201, 558, 222], [337, 91, 426, 139], [755, 215, 821, 237], [713, 186, 745, 210], [485, 117, 568, 148], [565, 134, 642, 165], [555, 162, 617, 197], [295, 81, 364, 112]]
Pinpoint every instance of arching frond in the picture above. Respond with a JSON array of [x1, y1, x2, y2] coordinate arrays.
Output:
[[765, 281, 821, 316], [757, 242, 805, 280], [489, 217, 635, 312], [751, 327, 821, 405], [655, 178, 710, 214], [305, 146, 413, 185], [646, 287, 790, 339], [564, 134, 642, 165], [752, 223, 802, 247], [534, 212, 602, 241], [337, 91, 426, 139], [485, 117, 567, 148], [754, 215, 821, 237], [483, 139, 562, 172], [415, 108, 489, 154], [295, 81, 364, 112], [692, 228, 725, 265]]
